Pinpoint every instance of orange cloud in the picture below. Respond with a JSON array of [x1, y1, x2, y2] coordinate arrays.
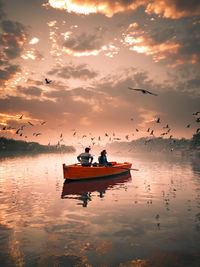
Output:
[[146, 0, 200, 19], [47, 0, 200, 18], [21, 49, 43, 61], [123, 32, 180, 63], [48, 0, 146, 17]]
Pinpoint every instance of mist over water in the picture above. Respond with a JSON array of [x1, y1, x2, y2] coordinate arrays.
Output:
[[0, 151, 200, 266]]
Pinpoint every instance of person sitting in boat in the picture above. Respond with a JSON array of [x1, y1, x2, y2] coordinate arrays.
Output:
[[98, 150, 112, 167], [77, 147, 93, 167]]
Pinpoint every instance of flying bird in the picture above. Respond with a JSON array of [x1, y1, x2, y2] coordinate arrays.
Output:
[[186, 124, 190, 128], [128, 87, 158, 96], [136, 129, 139, 132], [16, 129, 20, 134], [45, 78, 52, 84], [163, 124, 169, 129], [28, 121, 34, 126], [40, 121, 46, 125], [19, 114, 23, 119], [156, 118, 160, 123], [147, 128, 150, 132], [150, 130, 154, 135]]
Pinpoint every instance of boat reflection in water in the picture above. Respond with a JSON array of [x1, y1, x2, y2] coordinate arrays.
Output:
[[61, 172, 132, 207]]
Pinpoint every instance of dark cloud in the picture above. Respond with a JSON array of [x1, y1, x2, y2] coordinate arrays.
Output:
[[0, 64, 21, 85], [126, 16, 200, 65], [0, 20, 28, 60], [0, 0, 5, 20], [44, 89, 71, 99], [1, 20, 27, 35], [17, 86, 43, 97], [0, 94, 90, 120], [47, 63, 98, 80], [63, 32, 102, 52]]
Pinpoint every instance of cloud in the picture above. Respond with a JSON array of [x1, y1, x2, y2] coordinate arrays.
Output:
[[17, 86, 43, 97], [47, 0, 146, 17], [63, 32, 102, 52], [21, 49, 44, 61], [0, 64, 21, 86], [0, 0, 5, 21], [122, 19, 200, 66], [47, 63, 98, 80], [0, 20, 28, 61], [122, 27, 180, 64], [146, 0, 200, 19], [47, 0, 200, 18]]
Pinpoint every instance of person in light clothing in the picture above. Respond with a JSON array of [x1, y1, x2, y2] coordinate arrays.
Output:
[[77, 147, 93, 167]]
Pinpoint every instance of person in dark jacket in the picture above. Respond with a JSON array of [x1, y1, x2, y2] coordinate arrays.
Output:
[[98, 150, 112, 166], [77, 147, 93, 167]]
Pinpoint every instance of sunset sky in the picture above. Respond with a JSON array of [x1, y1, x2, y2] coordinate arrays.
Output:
[[0, 0, 200, 145]]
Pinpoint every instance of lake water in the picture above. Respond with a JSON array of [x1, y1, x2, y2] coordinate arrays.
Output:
[[0, 151, 200, 267]]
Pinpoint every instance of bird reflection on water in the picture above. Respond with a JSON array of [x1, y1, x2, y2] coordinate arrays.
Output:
[[61, 172, 132, 207]]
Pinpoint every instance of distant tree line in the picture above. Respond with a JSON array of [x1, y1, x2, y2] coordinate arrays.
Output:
[[107, 133, 200, 153], [0, 137, 75, 157]]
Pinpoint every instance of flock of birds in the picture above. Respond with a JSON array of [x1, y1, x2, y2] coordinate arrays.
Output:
[[1, 81, 200, 147]]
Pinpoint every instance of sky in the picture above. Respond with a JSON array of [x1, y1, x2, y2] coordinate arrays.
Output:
[[0, 0, 200, 146]]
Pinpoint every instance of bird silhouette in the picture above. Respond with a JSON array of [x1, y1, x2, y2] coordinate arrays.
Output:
[[163, 124, 169, 129], [136, 129, 139, 132], [19, 115, 23, 119], [150, 130, 154, 135], [45, 78, 52, 84], [147, 128, 150, 132], [28, 121, 34, 126], [196, 118, 200, 122], [156, 118, 160, 123], [40, 121, 46, 125], [186, 124, 190, 128], [128, 87, 158, 96]]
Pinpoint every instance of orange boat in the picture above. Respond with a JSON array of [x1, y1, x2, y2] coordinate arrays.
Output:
[[63, 161, 132, 180]]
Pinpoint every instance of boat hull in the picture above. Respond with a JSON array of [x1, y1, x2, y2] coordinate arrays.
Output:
[[63, 162, 132, 180]]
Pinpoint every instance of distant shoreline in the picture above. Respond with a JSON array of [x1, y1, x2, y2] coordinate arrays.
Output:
[[0, 137, 76, 158]]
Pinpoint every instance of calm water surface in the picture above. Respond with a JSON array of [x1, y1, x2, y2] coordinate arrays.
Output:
[[0, 152, 200, 266]]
